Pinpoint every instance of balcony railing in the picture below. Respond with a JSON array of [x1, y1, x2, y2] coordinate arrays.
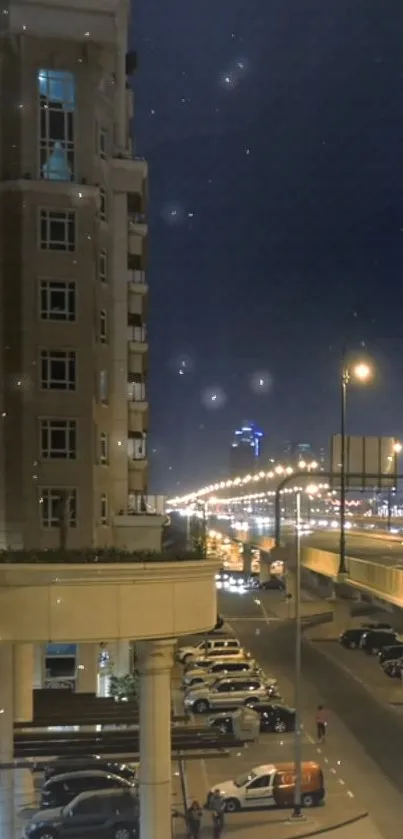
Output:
[[129, 213, 146, 227], [128, 437, 147, 460], [127, 382, 146, 402], [128, 325, 147, 344], [124, 493, 165, 516], [128, 270, 146, 286]]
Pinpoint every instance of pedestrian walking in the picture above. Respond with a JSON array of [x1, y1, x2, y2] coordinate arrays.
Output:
[[212, 810, 224, 837], [315, 704, 328, 743], [186, 800, 203, 839]]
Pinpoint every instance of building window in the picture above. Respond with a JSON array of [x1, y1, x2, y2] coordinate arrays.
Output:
[[38, 69, 75, 181], [100, 494, 108, 525], [40, 488, 77, 528], [99, 431, 109, 465], [98, 126, 107, 160], [99, 188, 107, 221], [99, 370, 108, 404], [41, 350, 76, 390], [40, 280, 76, 321], [40, 209, 76, 251], [100, 310, 107, 343], [99, 250, 107, 283], [40, 419, 77, 459]]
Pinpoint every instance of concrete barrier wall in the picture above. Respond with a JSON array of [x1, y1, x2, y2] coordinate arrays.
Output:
[[300, 547, 340, 577], [347, 557, 403, 606]]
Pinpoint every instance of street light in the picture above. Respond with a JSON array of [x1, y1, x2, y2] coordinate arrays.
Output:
[[339, 355, 374, 573]]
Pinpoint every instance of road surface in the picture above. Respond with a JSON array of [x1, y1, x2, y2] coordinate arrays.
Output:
[[248, 526, 403, 566], [218, 586, 403, 839]]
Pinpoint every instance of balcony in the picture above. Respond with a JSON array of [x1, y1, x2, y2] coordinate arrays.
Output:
[[128, 381, 147, 412], [128, 215, 147, 243], [128, 325, 148, 352], [127, 493, 165, 515], [111, 154, 147, 195], [128, 433, 147, 469], [128, 269, 148, 294]]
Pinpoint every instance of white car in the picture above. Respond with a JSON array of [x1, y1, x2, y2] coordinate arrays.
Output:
[[183, 659, 262, 690], [184, 675, 277, 713], [207, 763, 313, 812], [177, 637, 240, 664], [183, 648, 250, 672]]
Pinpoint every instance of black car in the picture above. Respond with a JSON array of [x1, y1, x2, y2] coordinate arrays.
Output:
[[378, 644, 403, 665], [259, 576, 285, 591], [41, 769, 137, 809], [339, 626, 393, 650], [360, 629, 398, 655], [43, 755, 137, 783], [209, 703, 295, 735]]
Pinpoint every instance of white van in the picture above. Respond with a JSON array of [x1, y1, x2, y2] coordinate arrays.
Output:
[[177, 637, 240, 664]]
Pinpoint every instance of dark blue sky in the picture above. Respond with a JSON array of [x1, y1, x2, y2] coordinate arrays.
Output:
[[132, 0, 403, 494]]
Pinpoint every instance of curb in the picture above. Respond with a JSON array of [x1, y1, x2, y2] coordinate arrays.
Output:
[[281, 810, 368, 839]]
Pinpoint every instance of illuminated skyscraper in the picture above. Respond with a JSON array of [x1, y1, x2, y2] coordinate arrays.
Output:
[[229, 422, 263, 476]]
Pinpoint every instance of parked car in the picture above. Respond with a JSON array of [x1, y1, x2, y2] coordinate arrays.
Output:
[[209, 703, 295, 735], [378, 644, 403, 665], [177, 637, 240, 664], [259, 577, 285, 591], [42, 756, 138, 783], [360, 629, 398, 655], [184, 675, 278, 713], [40, 769, 137, 809], [24, 788, 139, 839], [205, 761, 324, 811], [183, 648, 250, 672], [339, 625, 394, 650], [183, 658, 263, 689]]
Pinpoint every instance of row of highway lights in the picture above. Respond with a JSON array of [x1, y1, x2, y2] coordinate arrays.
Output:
[[167, 460, 320, 507]]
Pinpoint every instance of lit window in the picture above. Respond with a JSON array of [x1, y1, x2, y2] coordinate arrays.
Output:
[[40, 419, 77, 459], [100, 494, 108, 525], [41, 350, 76, 390], [38, 69, 75, 181], [99, 250, 107, 283], [99, 188, 107, 221], [99, 370, 108, 404], [99, 431, 109, 465], [40, 488, 77, 528], [100, 310, 107, 343], [40, 280, 76, 321], [40, 209, 76, 251]]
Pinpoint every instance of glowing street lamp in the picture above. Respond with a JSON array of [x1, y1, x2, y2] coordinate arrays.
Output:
[[339, 354, 374, 573]]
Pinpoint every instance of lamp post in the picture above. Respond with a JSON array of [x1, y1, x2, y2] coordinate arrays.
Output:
[[292, 490, 303, 819], [339, 356, 373, 574]]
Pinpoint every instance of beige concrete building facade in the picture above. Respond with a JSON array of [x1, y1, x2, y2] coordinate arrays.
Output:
[[0, 0, 163, 552]]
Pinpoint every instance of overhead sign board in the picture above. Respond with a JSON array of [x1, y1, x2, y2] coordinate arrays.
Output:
[[329, 435, 398, 490]]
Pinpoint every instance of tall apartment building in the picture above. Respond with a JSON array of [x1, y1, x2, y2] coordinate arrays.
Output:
[[0, 0, 164, 551]]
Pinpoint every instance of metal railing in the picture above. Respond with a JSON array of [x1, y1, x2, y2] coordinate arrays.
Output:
[[127, 493, 165, 515], [128, 269, 146, 285], [128, 213, 146, 226], [128, 325, 147, 343], [127, 382, 146, 402]]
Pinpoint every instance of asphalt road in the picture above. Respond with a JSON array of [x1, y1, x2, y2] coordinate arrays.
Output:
[[249, 526, 403, 566], [218, 587, 403, 839]]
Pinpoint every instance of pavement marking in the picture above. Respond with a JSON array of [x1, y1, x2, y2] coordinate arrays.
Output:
[[338, 778, 346, 785], [347, 790, 355, 798], [330, 767, 337, 774]]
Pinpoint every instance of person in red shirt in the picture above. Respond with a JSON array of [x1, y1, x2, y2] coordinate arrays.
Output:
[[315, 705, 328, 742]]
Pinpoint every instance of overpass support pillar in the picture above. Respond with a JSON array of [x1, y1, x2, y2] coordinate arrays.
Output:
[[13, 643, 34, 723], [137, 639, 174, 839], [76, 643, 98, 694], [331, 599, 352, 634], [243, 543, 253, 575]]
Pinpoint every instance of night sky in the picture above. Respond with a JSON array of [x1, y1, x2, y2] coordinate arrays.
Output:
[[132, 1, 403, 494]]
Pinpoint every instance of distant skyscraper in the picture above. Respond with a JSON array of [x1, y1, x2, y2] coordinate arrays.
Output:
[[229, 422, 263, 477]]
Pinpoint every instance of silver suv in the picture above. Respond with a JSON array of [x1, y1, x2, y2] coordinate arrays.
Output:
[[184, 675, 276, 713], [183, 658, 263, 690]]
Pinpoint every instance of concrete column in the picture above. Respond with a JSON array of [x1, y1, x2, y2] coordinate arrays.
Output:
[[0, 643, 15, 839], [242, 544, 253, 575], [13, 644, 34, 723], [110, 641, 132, 677], [136, 639, 174, 839], [76, 644, 98, 694], [33, 644, 44, 689]]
